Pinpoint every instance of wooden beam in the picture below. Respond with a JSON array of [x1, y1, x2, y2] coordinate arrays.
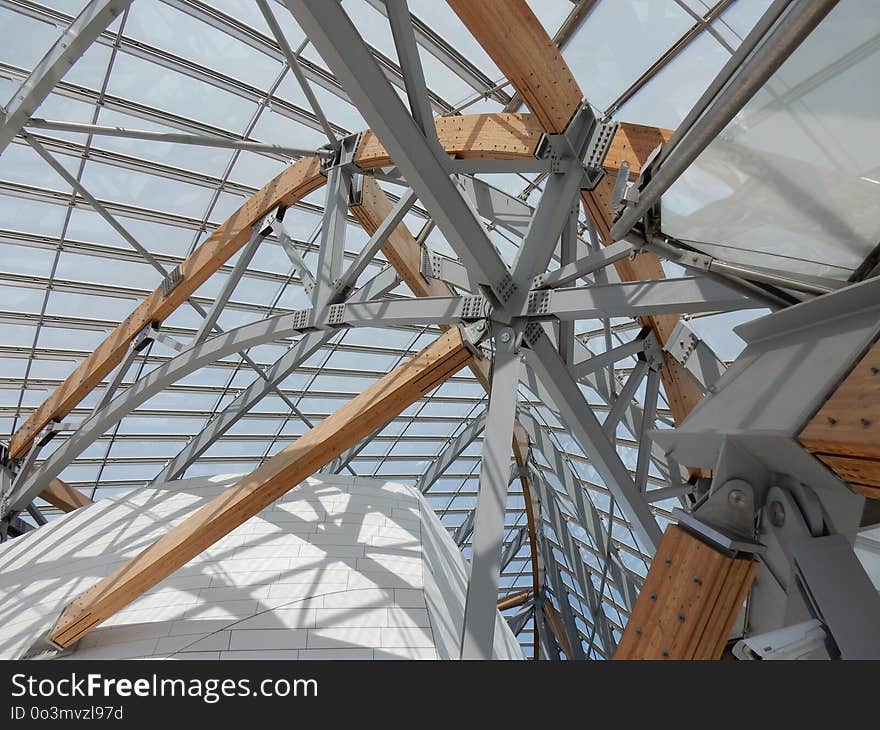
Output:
[[355, 112, 543, 166], [40, 478, 92, 513], [445, 0, 702, 428], [350, 176, 451, 299], [497, 589, 532, 611], [446, 0, 581, 134], [542, 600, 574, 659], [10, 113, 542, 461], [10, 157, 326, 459], [48, 327, 473, 648], [614, 525, 757, 660], [514, 421, 542, 659], [799, 336, 880, 496]]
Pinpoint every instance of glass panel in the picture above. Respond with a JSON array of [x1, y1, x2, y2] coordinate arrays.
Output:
[[662, 1, 880, 279]]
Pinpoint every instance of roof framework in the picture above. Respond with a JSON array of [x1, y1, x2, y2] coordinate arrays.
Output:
[[0, 0, 875, 659]]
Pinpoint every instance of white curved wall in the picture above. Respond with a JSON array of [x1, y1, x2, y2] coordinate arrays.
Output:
[[0, 473, 523, 660]]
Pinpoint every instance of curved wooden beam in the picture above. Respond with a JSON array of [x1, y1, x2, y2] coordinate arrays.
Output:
[[446, 0, 703, 426], [49, 327, 473, 648], [9, 113, 541, 460]]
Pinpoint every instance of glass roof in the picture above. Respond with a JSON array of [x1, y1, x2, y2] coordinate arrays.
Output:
[[1, 0, 873, 659]]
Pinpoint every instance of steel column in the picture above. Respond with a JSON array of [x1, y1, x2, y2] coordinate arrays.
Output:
[[460, 326, 521, 659]]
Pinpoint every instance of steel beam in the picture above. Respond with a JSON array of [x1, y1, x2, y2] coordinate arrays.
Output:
[[524, 277, 758, 321], [523, 328, 661, 551], [386, 0, 439, 147], [23, 118, 331, 158], [634, 366, 662, 495], [417, 411, 487, 494], [313, 164, 349, 309], [603, 360, 649, 437], [286, 0, 513, 300], [533, 240, 634, 290], [0, 0, 131, 155], [254, 0, 338, 150], [460, 327, 521, 659], [333, 188, 417, 298]]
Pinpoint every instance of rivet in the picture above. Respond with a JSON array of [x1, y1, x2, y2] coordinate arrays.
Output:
[[827, 417, 838, 425], [861, 418, 872, 428], [664, 557, 672, 565], [661, 651, 670, 658], [692, 576, 701, 585], [635, 628, 642, 636], [678, 614, 685, 623], [649, 593, 657, 601], [871, 367, 879, 375]]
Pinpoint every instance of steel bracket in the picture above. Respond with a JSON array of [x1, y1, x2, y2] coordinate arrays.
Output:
[[459, 319, 491, 356], [161, 265, 183, 297], [459, 294, 491, 321], [320, 131, 362, 173]]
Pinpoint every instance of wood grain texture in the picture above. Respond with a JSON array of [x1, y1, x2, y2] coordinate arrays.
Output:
[[40, 478, 92, 512], [542, 600, 574, 659], [614, 525, 757, 660], [10, 157, 326, 459], [49, 328, 473, 647], [11, 113, 541, 461], [446, 0, 581, 133], [356, 113, 543, 166], [582, 124, 674, 241], [800, 336, 880, 474]]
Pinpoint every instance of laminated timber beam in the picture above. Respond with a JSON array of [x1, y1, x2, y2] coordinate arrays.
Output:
[[448, 0, 733, 659], [614, 525, 757, 660], [446, 0, 702, 426], [40, 478, 92, 513], [9, 112, 541, 460], [355, 176, 546, 658], [497, 589, 532, 612], [47, 327, 473, 648], [799, 335, 880, 500]]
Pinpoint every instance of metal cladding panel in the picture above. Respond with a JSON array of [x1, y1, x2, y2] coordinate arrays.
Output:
[[0, 473, 522, 660]]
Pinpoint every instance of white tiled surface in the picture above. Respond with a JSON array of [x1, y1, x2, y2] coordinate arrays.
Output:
[[0, 473, 522, 660]]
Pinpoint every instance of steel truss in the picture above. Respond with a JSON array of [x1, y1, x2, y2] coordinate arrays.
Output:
[[0, 0, 855, 660]]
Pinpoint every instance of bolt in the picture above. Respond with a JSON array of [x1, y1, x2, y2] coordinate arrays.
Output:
[[769, 500, 785, 527], [827, 417, 838, 425], [664, 557, 672, 565], [661, 651, 670, 658], [649, 593, 657, 601], [635, 628, 642, 636], [871, 367, 879, 375], [728, 489, 746, 507], [677, 614, 686, 623], [500, 330, 512, 344], [692, 576, 702, 585], [861, 418, 872, 428]]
